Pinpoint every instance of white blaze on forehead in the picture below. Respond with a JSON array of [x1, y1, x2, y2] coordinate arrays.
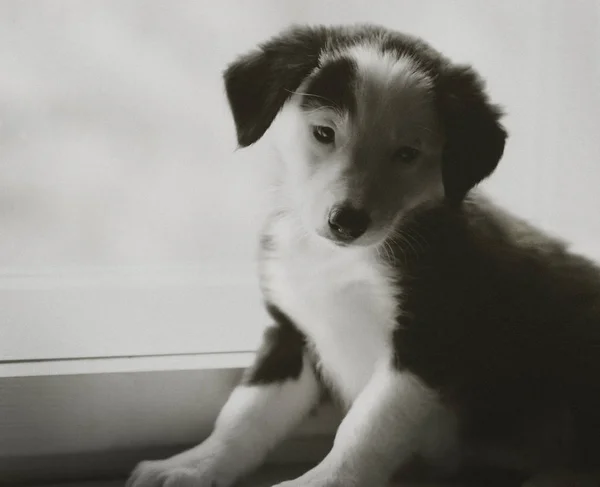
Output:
[[319, 43, 432, 87], [347, 43, 432, 94], [325, 43, 439, 144]]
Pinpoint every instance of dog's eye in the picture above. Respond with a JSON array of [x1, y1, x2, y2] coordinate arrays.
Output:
[[312, 125, 335, 144], [393, 146, 421, 164]]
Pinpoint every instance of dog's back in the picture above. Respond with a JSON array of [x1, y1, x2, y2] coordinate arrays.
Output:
[[390, 193, 600, 471]]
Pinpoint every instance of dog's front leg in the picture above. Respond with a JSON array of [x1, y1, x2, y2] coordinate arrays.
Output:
[[273, 361, 449, 487], [127, 324, 321, 487]]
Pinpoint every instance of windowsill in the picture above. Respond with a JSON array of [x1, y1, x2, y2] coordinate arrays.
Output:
[[5, 441, 336, 486], [0, 351, 256, 378], [0, 263, 314, 483], [0, 355, 342, 484], [29, 472, 487, 487], [29, 465, 318, 487]]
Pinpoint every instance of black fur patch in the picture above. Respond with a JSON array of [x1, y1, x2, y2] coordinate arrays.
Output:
[[300, 56, 357, 114], [243, 303, 307, 385], [223, 26, 328, 147], [389, 197, 600, 470], [436, 67, 507, 204]]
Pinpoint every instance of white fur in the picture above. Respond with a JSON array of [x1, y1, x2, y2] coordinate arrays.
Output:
[[263, 213, 398, 405], [266, 51, 404, 405], [263, 46, 434, 405], [273, 364, 458, 487], [323, 43, 433, 106], [262, 209, 458, 486], [127, 356, 320, 487], [260, 46, 458, 485], [350, 44, 430, 87]]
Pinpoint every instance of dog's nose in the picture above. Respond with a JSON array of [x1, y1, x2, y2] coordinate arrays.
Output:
[[328, 205, 371, 241]]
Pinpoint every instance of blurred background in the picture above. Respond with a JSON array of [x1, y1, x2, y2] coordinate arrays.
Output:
[[0, 0, 599, 359], [1, 0, 600, 361], [0, 0, 600, 272], [0, 1, 598, 484], [0, 0, 599, 272]]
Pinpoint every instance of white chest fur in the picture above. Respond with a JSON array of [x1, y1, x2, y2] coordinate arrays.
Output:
[[262, 217, 399, 406]]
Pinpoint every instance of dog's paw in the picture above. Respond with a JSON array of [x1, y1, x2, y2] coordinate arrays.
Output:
[[126, 458, 234, 487]]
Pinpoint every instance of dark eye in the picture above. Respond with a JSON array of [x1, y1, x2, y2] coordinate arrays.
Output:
[[394, 146, 421, 164], [312, 125, 335, 144]]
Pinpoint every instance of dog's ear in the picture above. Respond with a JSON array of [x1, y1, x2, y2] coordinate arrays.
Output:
[[436, 65, 507, 204], [223, 26, 327, 148]]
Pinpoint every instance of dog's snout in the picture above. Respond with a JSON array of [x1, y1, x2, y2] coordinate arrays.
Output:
[[328, 204, 371, 241]]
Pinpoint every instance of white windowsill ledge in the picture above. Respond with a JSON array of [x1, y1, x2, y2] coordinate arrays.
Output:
[[0, 351, 256, 378]]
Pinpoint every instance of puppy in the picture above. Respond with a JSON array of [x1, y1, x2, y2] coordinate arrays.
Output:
[[127, 24, 600, 487]]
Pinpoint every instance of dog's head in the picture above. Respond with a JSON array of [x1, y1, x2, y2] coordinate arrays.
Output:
[[224, 24, 507, 247]]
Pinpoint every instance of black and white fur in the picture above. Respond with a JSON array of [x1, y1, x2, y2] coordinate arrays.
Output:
[[128, 24, 600, 487]]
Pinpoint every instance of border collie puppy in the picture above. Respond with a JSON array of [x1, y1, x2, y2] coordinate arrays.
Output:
[[128, 24, 600, 487]]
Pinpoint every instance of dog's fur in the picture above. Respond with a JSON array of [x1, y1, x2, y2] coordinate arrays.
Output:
[[128, 24, 600, 487]]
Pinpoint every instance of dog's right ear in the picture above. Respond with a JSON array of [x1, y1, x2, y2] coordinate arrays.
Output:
[[224, 26, 327, 147]]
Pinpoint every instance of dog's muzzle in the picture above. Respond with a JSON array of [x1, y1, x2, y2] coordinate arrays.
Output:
[[327, 204, 371, 242]]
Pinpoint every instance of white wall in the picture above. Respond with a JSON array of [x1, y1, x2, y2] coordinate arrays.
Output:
[[0, 0, 599, 361]]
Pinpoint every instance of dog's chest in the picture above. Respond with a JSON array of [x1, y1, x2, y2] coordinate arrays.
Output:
[[262, 225, 399, 404]]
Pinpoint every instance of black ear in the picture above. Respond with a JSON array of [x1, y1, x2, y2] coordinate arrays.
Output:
[[436, 65, 508, 204], [223, 26, 328, 148]]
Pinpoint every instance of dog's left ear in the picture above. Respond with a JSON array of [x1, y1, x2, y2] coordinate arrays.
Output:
[[224, 26, 327, 148], [436, 65, 508, 204]]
